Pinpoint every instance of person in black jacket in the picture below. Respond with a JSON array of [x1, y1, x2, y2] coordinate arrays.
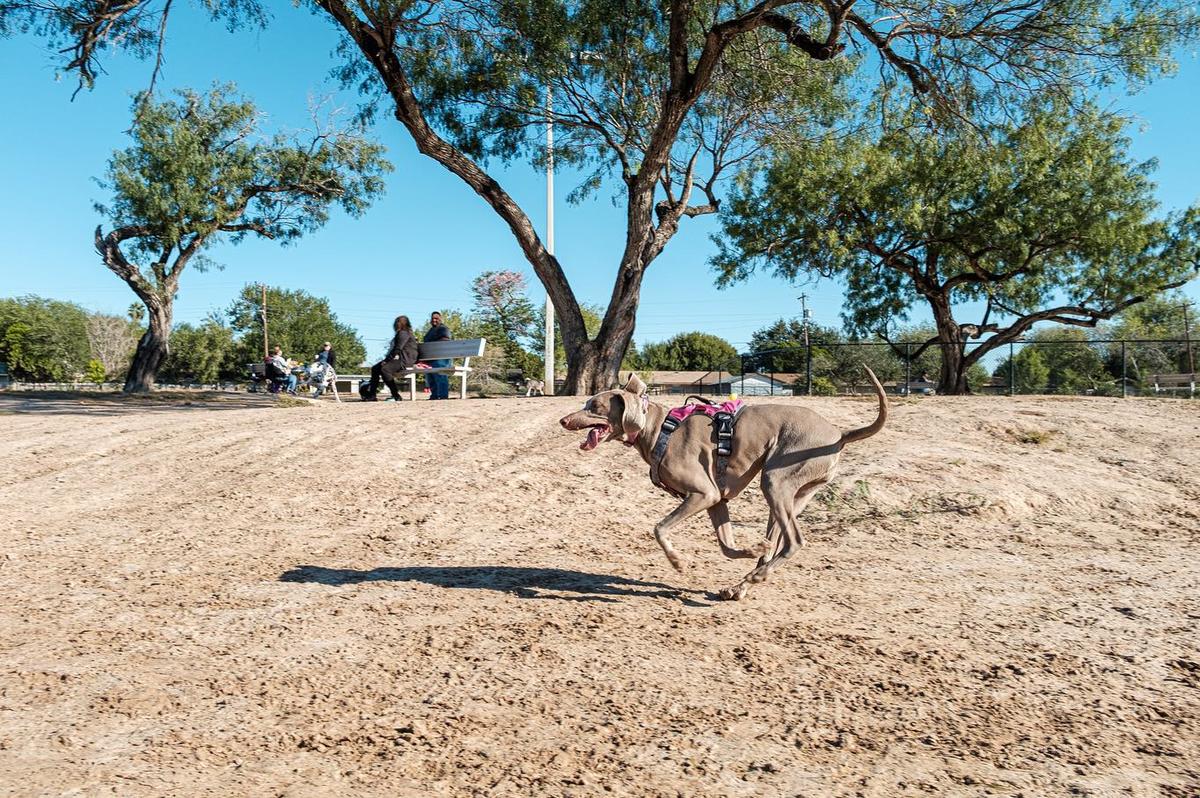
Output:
[[364, 316, 418, 401], [315, 341, 337, 370]]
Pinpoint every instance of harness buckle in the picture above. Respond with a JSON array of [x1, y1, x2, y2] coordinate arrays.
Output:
[[713, 411, 735, 457], [661, 415, 680, 434]]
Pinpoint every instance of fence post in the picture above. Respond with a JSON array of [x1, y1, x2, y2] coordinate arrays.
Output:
[[806, 343, 813, 396], [1009, 342, 1015, 396], [904, 343, 911, 394], [1121, 341, 1127, 399]]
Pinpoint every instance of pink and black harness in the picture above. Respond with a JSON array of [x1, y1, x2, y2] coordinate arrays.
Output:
[[647, 397, 745, 498]]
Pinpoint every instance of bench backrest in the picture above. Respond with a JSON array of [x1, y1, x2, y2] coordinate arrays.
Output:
[[248, 362, 266, 377], [1149, 373, 1196, 386], [418, 338, 486, 361]]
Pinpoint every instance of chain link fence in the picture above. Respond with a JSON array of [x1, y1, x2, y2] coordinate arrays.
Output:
[[668, 339, 1196, 398]]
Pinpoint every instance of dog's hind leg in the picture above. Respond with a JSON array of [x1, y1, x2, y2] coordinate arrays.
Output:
[[717, 477, 827, 601], [707, 501, 770, 560], [654, 491, 719, 572]]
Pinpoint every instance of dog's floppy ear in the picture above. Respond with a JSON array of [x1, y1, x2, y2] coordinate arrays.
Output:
[[617, 392, 646, 441], [623, 372, 647, 396]]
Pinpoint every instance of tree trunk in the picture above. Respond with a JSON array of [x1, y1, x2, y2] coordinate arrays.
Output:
[[123, 299, 172, 393], [930, 294, 970, 395], [937, 348, 970, 395], [561, 216, 653, 393]]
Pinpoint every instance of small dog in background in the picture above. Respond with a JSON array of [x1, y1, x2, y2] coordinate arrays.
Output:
[[525, 378, 545, 397], [308, 361, 340, 402]]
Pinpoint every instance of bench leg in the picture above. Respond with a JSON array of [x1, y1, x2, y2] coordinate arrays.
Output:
[[408, 373, 416, 402]]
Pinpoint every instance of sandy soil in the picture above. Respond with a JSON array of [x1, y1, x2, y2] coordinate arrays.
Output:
[[0, 389, 1197, 797]]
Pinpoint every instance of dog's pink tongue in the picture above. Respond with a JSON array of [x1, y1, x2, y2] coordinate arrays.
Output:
[[581, 427, 603, 451]]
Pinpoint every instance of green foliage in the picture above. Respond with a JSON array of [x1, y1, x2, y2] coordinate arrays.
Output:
[[995, 347, 1051, 394], [720, 101, 1197, 321], [965, 362, 992, 393], [160, 318, 236, 384], [994, 329, 1111, 394], [0, 296, 91, 381], [631, 331, 739, 372], [1100, 294, 1195, 380], [1033, 328, 1112, 395], [809, 375, 837, 396], [98, 86, 390, 269], [85, 359, 107, 384], [745, 318, 912, 387], [227, 285, 366, 370]]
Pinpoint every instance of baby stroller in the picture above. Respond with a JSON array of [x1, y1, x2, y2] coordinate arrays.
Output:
[[248, 361, 286, 393]]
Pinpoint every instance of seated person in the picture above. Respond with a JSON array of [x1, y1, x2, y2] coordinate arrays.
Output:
[[364, 316, 418, 401], [267, 346, 298, 394]]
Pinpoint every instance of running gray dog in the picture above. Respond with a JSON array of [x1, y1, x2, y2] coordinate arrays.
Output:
[[559, 369, 886, 600]]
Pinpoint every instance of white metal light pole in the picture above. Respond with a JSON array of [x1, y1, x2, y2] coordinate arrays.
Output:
[[543, 85, 556, 395]]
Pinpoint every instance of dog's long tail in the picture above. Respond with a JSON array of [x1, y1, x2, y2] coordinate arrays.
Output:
[[839, 366, 887, 447]]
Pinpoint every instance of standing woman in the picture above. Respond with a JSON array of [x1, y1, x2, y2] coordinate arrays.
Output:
[[367, 315, 418, 401]]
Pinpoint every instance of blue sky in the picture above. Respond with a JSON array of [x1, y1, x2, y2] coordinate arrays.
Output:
[[1, 6, 1198, 361]]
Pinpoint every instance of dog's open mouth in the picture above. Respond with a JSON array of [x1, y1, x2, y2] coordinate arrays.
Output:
[[580, 423, 610, 451]]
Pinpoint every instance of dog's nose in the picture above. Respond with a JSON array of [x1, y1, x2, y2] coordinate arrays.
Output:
[[559, 416, 568, 428]]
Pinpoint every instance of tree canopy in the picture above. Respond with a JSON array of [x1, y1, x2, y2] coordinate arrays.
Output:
[[0, 296, 91, 381], [631, 331, 739, 372], [94, 85, 389, 391], [227, 284, 367, 370], [715, 100, 1200, 393]]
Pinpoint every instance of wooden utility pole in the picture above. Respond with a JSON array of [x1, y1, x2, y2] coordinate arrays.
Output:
[[261, 283, 269, 359], [799, 293, 812, 395]]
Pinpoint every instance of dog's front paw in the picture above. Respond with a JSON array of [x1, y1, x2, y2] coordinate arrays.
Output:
[[666, 553, 687, 573], [716, 583, 749, 601]]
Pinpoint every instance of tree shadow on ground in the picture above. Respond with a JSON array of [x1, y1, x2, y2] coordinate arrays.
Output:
[[280, 564, 712, 606]]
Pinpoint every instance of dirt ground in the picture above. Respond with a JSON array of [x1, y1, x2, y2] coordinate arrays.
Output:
[[0, 389, 1197, 797]]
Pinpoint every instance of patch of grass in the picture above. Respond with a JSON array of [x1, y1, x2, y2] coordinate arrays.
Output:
[[1008, 426, 1057, 445], [274, 396, 310, 408], [814, 479, 874, 514]]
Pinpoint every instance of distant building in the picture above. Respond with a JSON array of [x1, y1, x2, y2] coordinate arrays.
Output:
[[644, 370, 797, 396]]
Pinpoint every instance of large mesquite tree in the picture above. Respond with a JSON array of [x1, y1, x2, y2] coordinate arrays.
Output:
[[95, 86, 389, 392], [715, 103, 1200, 394], [7, 0, 1199, 392]]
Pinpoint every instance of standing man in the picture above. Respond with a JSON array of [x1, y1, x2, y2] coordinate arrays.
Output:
[[422, 311, 452, 400]]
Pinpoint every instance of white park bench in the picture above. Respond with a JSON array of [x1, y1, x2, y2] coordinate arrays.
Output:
[[337, 338, 487, 400], [1149, 373, 1196, 396]]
